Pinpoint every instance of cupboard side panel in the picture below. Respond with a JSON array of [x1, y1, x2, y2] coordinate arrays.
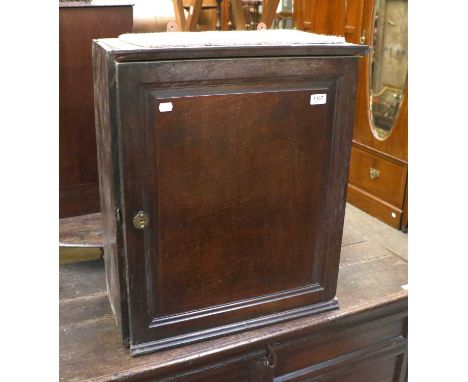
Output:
[[318, 58, 360, 298], [93, 42, 129, 344]]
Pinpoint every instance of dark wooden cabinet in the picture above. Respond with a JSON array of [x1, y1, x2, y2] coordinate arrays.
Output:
[[93, 31, 365, 355], [59, 1, 133, 218]]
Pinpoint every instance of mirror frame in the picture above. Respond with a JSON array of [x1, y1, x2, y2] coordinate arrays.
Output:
[[366, 0, 408, 141]]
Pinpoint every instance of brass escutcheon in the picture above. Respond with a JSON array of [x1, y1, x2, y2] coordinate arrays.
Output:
[[133, 211, 149, 230], [369, 167, 380, 180], [264, 344, 277, 368]]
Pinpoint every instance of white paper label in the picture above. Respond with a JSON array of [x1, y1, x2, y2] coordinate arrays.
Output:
[[310, 94, 327, 105], [159, 102, 173, 112]]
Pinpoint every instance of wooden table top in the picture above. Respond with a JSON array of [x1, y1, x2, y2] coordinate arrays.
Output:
[[60, 213, 103, 248], [59, 205, 408, 381]]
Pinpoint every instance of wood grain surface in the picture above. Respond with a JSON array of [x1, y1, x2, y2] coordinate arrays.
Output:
[[59, 212, 103, 247], [59, 4, 133, 217]]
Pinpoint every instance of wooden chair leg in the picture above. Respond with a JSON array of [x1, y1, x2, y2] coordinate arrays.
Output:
[[173, 0, 186, 31], [231, 0, 246, 30], [185, 0, 204, 31], [261, 0, 281, 28]]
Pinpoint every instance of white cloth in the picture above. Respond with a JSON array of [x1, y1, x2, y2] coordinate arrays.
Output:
[[119, 30, 346, 49]]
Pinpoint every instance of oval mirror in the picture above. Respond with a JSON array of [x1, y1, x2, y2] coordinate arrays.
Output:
[[369, 0, 408, 140]]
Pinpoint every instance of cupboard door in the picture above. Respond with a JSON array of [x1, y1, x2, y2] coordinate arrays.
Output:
[[150, 89, 334, 314], [115, 56, 359, 352]]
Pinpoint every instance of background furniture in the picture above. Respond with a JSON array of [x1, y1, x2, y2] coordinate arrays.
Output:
[[295, 0, 408, 230], [216, 0, 283, 30], [173, 0, 204, 31], [133, 0, 178, 32], [242, 0, 263, 30], [347, 0, 408, 230], [59, 1, 133, 217], [294, 0, 347, 35], [60, 204, 408, 381], [173, 0, 281, 31]]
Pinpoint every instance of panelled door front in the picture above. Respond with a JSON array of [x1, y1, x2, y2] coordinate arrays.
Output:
[[116, 56, 358, 353]]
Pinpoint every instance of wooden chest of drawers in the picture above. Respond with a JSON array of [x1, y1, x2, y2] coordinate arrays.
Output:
[[93, 31, 366, 355], [348, 144, 408, 228]]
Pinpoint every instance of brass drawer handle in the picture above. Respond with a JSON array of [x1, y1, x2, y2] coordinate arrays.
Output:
[[133, 211, 150, 230], [369, 167, 380, 180]]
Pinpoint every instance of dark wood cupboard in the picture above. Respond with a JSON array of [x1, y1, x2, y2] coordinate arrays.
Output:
[[58, 4, 408, 380], [93, 31, 365, 355], [59, 1, 133, 217]]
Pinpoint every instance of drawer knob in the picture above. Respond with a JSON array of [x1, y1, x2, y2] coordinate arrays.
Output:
[[369, 167, 380, 180], [133, 211, 150, 230]]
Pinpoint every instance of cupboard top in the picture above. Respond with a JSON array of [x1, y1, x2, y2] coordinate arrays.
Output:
[[94, 30, 367, 62], [59, 1, 134, 8]]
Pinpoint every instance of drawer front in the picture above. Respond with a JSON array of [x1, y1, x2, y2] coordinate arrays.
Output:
[[277, 352, 405, 382], [348, 184, 402, 229], [272, 317, 407, 382], [168, 360, 254, 382], [133, 317, 407, 381], [349, 146, 407, 207]]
